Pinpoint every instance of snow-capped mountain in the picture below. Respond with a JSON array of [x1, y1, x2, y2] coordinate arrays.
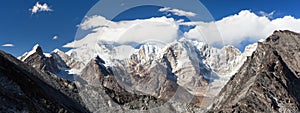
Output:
[[18, 44, 84, 81], [21, 38, 256, 93], [63, 37, 256, 91], [19, 37, 257, 112]]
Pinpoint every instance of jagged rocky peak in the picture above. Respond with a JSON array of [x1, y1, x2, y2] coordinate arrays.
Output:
[[20, 46, 83, 72], [18, 45, 79, 81], [221, 45, 241, 57], [137, 43, 161, 63], [265, 30, 300, 77], [162, 41, 210, 90], [52, 49, 84, 70], [95, 55, 106, 64], [209, 30, 300, 113], [213, 45, 242, 75], [243, 42, 258, 57], [113, 40, 211, 98], [19, 44, 43, 61], [32, 44, 44, 55], [111, 55, 184, 100], [18, 44, 49, 71], [77, 56, 178, 112], [79, 55, 112, 85]]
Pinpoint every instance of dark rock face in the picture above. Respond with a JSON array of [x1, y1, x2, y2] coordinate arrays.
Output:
[[265, 31, 300, 78], [21, 45, 63, 74], [55, 49, 84, 69], [21, 45, 81, 81], [76, 57, 177, 112], [0, 50, 88, 113], [209, 30, 300, 113], [18, 46, 86, 106], [77, 56, 204, 112]]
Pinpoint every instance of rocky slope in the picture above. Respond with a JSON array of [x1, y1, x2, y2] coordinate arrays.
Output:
[[18, 46, 201, 112], [209, 30, 300, 113], [19, 44, 81, 81], [0, 50, 89, 112], [13, 30, 300, 112], [77, 56, 202, 112], [18, 37, 257, 112]]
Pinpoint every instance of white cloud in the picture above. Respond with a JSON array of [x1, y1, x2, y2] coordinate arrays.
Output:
[[78, 16, 115, 30], [64, 16, 179, 48], [30, 2, 53, 14], [65, 10, 300, 49], [159, 7, 196, 17], [52, 35, 58, 40], [2, 44, 14, 47], [183, 10, 300, 48], [258, 10, 276, 19]]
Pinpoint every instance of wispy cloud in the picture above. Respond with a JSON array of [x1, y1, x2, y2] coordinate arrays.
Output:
[[258, 10, 276, 19], [2, 44, 14, 47], [159, 7, 196, 17], [52, 35, 58, 40], [30, 2, 53, 14]]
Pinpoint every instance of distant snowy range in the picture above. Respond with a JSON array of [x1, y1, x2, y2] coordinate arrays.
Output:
[[10, 9, 300, 112]]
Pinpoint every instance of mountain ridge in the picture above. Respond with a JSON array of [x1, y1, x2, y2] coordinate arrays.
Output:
[[16, 34, 263, 112], [209, 30, 300, 113], [0, 50, 89, 112]]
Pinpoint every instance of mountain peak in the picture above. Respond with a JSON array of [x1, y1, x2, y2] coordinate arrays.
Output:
[[273, 30, 298, 35], [95, 55, 106, 64], [52, 48, 62, 53], [19, 44, 44, 61], [32, 44, 43, 55], [266, 30, 300, 43]]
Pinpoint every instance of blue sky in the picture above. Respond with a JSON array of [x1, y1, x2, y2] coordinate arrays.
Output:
[[1, 0, 300, 56]]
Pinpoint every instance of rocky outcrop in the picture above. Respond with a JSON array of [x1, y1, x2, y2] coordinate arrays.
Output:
[[20, 45, 58, 72], [20, 45, 63, 73], [209, 30, 300, 113], [162, 40, 209, 90], [54, 49, 84, 69], [0, 50, 88, 112], [19, 45, 84, 81], [18, 45, 88, 110], [80, 56, 111, 85], [77, 56, 190, 112], [77, 55, 208, 112]]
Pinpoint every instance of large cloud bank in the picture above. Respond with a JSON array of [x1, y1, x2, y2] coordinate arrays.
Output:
[[64, 10, 300, 49], [183, 10, 300, 48], [64, 16, 180, 48]]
